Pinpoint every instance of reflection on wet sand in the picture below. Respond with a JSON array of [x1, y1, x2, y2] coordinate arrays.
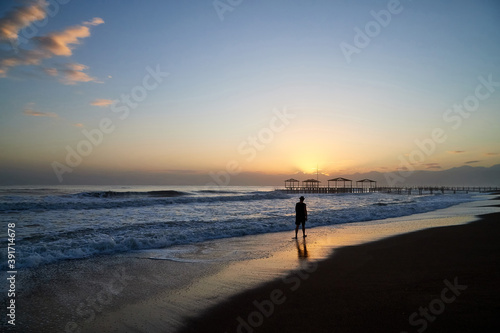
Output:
[[295, 238, 309, 260]]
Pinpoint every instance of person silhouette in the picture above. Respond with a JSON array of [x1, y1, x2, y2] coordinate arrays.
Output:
[[294, 196, 307, 238]]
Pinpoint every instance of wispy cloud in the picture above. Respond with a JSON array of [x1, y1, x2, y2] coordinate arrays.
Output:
[[464, 160, 480, 164], [90, 98, 114, 107], [73, 123, 85, 128], [34, 18, 104, 57], [0, 49, 45, 77], [423, 163, 441, 169], [59, 63, 101, 85], [42, 67, 58, 76], [448, 150, 465, 154], [84, 17, 104, 26], [485, 152, 498, 156], [39, 63, 101, 84], [0, 0, 47, 41], [166, 169, 203, 174], [23, 103, 57, 118]]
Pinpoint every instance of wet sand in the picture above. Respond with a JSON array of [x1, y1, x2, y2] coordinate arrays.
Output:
[[179, 196, 500, 333]]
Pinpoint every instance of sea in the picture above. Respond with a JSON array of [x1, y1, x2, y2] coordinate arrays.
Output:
[[0, 185, 480, 270]]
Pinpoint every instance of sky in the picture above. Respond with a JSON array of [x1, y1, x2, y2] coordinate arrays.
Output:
[[0, 0, 499, 185]]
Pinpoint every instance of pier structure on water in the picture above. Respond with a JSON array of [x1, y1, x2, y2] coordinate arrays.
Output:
[[280, 177, 499, 195]]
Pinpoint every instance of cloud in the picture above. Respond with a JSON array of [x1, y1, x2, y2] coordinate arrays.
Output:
[[0, 0, 47, 41], [464, 160, 480, 164], [448, 150, 465, 154], [42, 67, 58, 76], [485, 152, 498, 156], [73, 123, 85, 128], [84, 17, 105, 26], [423, 163, 441, 169], [35, 25, 92, 56], [59, 62, 101, 85], [23, 103, 57, 118], [37, 63, 101, 84], [34, 17, 104, 57], [0, 48, 46, 77], [165, 169, 203, 175], [90, 98, 114, 107], [0, 9, 103, 81]]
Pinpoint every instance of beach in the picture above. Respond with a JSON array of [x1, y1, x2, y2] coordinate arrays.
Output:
[[179, 196, 500, 333], [4, 192, 498, 332]]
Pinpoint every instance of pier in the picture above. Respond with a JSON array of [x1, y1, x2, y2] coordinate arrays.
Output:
[[278, 178, 499, 195]]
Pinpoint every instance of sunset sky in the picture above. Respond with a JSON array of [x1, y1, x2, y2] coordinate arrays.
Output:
[[0, 0, 499, 185]]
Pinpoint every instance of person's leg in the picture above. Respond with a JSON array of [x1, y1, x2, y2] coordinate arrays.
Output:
[[295, 224, 299, 238], [302, 222, 306, 237]]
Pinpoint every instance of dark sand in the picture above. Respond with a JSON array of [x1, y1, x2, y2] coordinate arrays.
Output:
[[179, 199, 500, 333]]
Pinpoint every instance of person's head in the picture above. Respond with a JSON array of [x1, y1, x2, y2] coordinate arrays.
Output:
[[299, 196, 305, 202]]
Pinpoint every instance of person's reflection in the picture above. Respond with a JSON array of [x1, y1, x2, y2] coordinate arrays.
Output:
[[295, 238, 309, 260]]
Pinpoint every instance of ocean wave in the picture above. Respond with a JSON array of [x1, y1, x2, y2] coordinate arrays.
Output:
[[75, 190, 190, 198], [0, 190, 289, 212], [196, 190, 240, 194]]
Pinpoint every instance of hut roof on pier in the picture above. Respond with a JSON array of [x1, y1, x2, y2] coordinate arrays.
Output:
[[328, 177, 352, 182], [356, 178, 377, 188], [284, 178, 300, 188], [303, 179, 321, 183], [356, 179, 376, 183]]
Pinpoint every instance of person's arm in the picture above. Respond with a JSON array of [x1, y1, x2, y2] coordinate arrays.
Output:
[[304, 204, 307, 220]]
